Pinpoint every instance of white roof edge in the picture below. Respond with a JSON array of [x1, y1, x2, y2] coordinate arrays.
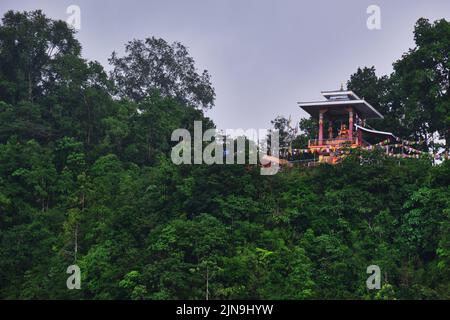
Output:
[[297, 99, 384, 119], [298, 99, 364, 106]]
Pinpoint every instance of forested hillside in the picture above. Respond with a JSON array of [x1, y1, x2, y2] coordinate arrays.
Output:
[[0, 10, 449, 299]]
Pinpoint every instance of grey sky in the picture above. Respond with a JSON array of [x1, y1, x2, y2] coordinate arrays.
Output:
[[1, 0, 449, 131]]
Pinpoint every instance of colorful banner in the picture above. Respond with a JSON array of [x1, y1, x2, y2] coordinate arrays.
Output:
[[395, 137, 425, 145], [283, 143, 447, 160]]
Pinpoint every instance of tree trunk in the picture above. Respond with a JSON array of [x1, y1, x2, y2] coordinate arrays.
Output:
[[28, 69, 33, 102], [74, 223, 78, 263], [84, 95, 92, 145], [206, 265, 209, 300]]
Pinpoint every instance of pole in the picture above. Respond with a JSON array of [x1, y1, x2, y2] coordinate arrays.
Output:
[[206, 264, 209, 300]]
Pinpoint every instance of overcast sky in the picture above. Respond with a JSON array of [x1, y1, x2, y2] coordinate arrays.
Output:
[[1, 0, 449, 131]]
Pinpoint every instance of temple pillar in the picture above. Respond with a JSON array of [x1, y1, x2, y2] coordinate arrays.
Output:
[[348, 107, 353, 141], [328, 120, 333, 139], [318, 109, 326, 144]]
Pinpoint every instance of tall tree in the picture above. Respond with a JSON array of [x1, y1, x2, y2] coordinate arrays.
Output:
[[270, 116, 296, 149], [109, 37, 215, 109], [391, 18, 450, 152], [0, 10, 81, 103], [348, 19, 450, 153], [346, 67, 402, 137]]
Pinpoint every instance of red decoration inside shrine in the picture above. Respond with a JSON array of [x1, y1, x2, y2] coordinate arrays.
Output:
[[298, 89, 391, 164]]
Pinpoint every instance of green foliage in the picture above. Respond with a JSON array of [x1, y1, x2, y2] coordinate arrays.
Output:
[[347, 19, 450, 152], [0, 10, 449, 300], [109, 37, 215, 109]]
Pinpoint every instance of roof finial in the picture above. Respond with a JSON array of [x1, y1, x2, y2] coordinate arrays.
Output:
[[340, 83, 344, 91]]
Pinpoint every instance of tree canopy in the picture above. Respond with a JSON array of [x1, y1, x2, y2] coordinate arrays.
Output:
[[109, 37, 215, 109], [347, 18, 450, 153], [0, 11, 449, 300]]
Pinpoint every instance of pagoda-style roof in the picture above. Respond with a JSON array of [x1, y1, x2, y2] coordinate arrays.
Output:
[[298, 90, 383, 119], [321, 90, 360, 100]]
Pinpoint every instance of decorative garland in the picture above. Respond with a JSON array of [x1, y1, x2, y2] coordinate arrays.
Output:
[[394, 137, 425, 145], [283, 145, 447, 160], [373, 137, 425, 147]]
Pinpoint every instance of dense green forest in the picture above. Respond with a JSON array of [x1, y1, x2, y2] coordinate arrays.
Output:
[[0, 10, 449, 299]]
